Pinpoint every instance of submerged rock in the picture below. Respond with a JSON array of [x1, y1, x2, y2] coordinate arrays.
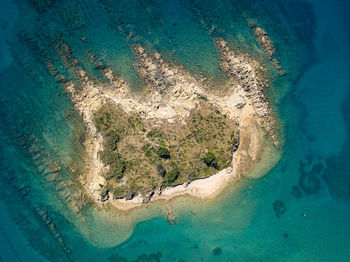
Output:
[[167, 209, 176, 225], [50, 161, 61, 173], [291, 185, 302, 198], [94, 60, 106, 70], [273, 200, 286, 218], [253, 27, 276, 57], [212, 247, 222, 256], [299, 173, 320, 194]]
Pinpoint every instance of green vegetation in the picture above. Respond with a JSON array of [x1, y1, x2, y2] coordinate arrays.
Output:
[[165, 166, 180, 183], [93, 101, 239, 199], [202, 152, 218, 169], [99, 150, 126, 180], [105, 130, 120, 151], [146, 131, 156, 137], [199, 95, 208, 101], [95, 111, 111, 131], [112, 186, 135, 200], [156, 164, 166, 177], [156, 146, 170, 159]]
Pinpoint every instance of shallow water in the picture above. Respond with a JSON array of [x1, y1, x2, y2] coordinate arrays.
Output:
[[1, 0, 350, 261]]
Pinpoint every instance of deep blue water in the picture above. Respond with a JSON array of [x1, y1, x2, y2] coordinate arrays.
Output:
[[0, 0, 350, 261]]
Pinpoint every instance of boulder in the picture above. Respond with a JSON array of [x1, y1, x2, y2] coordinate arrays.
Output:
[[299, 173, 320, 194]]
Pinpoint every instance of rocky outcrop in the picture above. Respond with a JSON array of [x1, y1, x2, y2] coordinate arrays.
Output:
[[272, 200, 286, 218], [142, 191, 154, 203], [291, 185, 302, 198], [253, 27, 276, 57], [35, 206, 72, 256], [251, 26, 286, 76], [133, 45, 206, 122], [216, 39, 275, 135]]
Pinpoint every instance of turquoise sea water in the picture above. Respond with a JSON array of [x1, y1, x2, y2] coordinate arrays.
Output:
[[1, 0, 350, 261]]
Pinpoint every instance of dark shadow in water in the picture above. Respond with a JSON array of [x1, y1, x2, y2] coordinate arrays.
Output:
[[212, 247, 222, 256], [272, 200, 286, 218], [323, 87, 350, 203], [298, 161, 323, 194]]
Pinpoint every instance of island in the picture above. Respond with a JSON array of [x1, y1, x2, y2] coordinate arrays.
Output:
[[10, 8, 285, 247], [55, 36, 279, 210]]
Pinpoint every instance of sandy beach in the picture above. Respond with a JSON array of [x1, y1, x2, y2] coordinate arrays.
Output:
[[109, 164, 238, 211]]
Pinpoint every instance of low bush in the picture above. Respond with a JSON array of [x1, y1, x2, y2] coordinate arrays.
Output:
[[202, 152, 218, 169], [105, 130, 120, 151], [156, 146, 170, 159], [156, 164, 166, 177], [94, 111, 111, 131], [100, 150, 126, 180], [165, 167, 179, 182]]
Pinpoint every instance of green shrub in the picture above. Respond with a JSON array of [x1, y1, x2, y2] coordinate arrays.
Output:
[[145, 147, 153, 157], [100, 187, 109, 199], [156, 146, 170, 159], [165, 167, 179, 182], [113, 187, 134, 200], [106, 162, 126, 180], [199, 95, 208, 101], [202, 152, 218, 169], [105, 130, 120, 151], [100, 150, 120, 164], [230, 131, 239, 152], [100, 150, 126, 180], [146, 131, 156, 137], [94, 111, 111, 131], [156, 164, 166, 177]]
